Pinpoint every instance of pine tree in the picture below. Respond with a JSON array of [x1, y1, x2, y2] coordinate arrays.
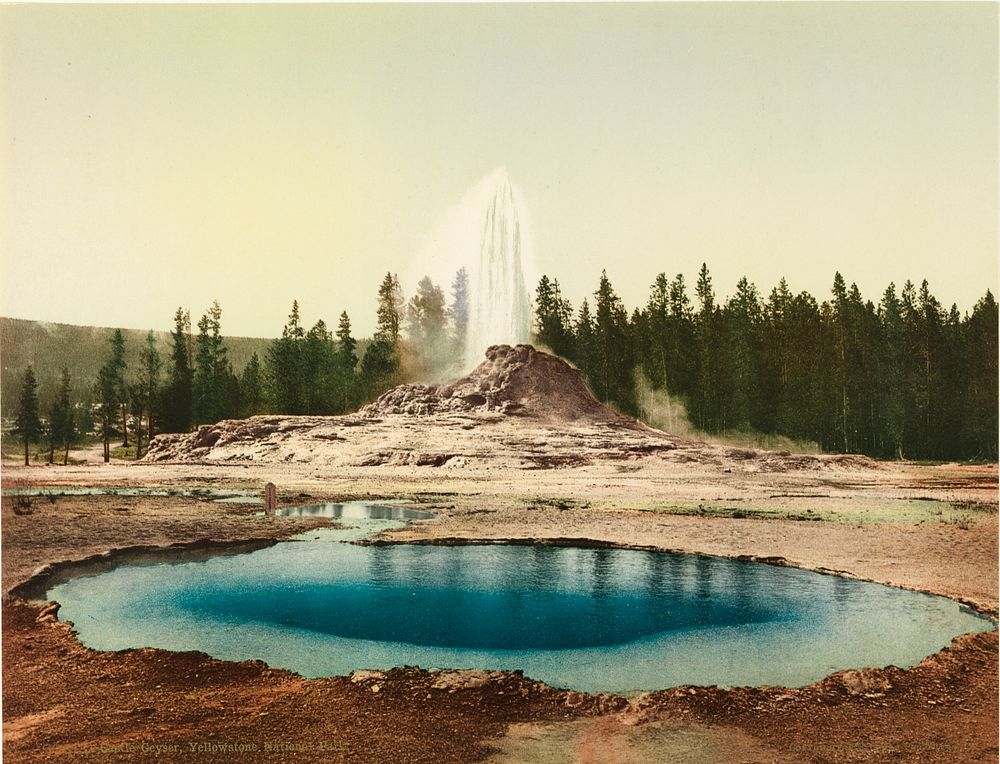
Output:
[[161, 308, 193, 433], [14, 365, 43, 466], [572, 299, 597, 383], [591, 271, 637, 415], [359, 338, 399, 401], [407, 276, 448, 367], [962, 291, 998, 459], [362, 275, 404, 400], [642, 273, 670, 389], [937, 303, 965, 459], [240, 353, 265, 416], [785, 290, 825, 443], [534, 275, 574, 359], [94, 357, 119, 463], [128, 381, 145, 459], [723, 277, 763, 431], [915, 280, 944, 458], [266, 300, 306, 414], [133, 331, 162, 456], [897, 280, 921, 454], [666, 274, 696, 399], [108, 329, 129, 446], [854, 291, 882, 455], [375, 273, 404, 343], [48, 367, 75, 465], [762, 278, 793, 434], [335, 312, 359, 411], [192, 301, 233, 425], [693, 263, 724, 431], [878, 284, 906, 458], [451, 268, 470, 357], [336, 312, 359, 372], [304, 319, 336, 414], [829, 272, 851, 451]]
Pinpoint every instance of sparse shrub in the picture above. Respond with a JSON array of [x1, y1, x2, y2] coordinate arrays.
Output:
[[12, 496, 33, 515]]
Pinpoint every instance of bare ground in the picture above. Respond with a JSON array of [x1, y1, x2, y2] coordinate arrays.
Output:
[[1, 452, 997, 763]]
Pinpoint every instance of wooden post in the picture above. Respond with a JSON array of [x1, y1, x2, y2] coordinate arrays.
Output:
[[264, 483, 277, 517]]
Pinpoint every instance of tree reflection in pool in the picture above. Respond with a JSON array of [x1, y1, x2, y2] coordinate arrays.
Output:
[[50, 503, 995, 693]]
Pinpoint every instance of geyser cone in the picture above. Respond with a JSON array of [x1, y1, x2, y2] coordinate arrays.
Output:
[[465, 171, 532, 368]]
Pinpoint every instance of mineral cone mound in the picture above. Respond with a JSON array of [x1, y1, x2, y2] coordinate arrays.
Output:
[[143, 344, 877, 472], [361, 344, 630, 423]]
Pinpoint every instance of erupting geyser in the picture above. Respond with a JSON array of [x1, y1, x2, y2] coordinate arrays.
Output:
[[464, 170, 532, 368]]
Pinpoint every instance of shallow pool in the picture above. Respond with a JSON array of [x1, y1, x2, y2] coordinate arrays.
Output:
[[49, 503, 994, 693]]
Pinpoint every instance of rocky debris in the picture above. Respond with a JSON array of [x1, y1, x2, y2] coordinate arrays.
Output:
[[350, 670, 387, 684], [35, 602, 60, 624], [361, 344, 634, 425], [430, 669, 509, 691], [831, 668, 894, 697]]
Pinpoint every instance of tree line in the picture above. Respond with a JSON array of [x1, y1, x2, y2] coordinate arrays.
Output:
[[10, 269, 472, 464], [10, 264, 997, 464], [534, 267, 998, 461]]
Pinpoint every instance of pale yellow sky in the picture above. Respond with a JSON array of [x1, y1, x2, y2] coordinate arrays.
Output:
[[2, 3, 996, 338]]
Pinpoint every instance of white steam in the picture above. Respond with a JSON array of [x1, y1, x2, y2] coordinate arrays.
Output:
[[411, 168, 536, 370]]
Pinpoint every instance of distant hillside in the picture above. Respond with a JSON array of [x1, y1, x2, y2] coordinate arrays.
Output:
[[1, 317, 274, 414]]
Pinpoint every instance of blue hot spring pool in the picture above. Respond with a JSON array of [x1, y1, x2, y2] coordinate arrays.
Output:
[[49, 503, 994, 693]]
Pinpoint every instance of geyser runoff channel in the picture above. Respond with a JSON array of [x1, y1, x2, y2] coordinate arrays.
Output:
[[464, 170, 532, 368]]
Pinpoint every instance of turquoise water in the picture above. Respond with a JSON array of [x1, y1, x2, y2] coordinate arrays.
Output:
[[49, 503, 994, 693]]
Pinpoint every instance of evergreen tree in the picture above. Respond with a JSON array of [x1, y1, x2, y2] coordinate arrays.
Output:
[[13, 365, 43, 466], [693, 263, 725, 430], [761, 278, 793, 434], [641, 273, 671, 389], [336, 312, 359, 372], [878, 284, 906, 458], [361, 274, 404, 401], [359, 338, 399, 401], [335, 312, 359, 411], [108, 329, 129, 446], [784, 291, 825, 443], [128, 381, 145, 459], [375, 273, 404, 343], [266, 300, 306, 414], [962, 291, 998, 459], [828, 272, 851, 451], [590, 271, 637, 415], [240, 352, 265, 416], [192, 301, 234, 425], [914, 280, 944, 458], [534, 275, 574, 359], [723, 277, 763, 431], [94, 357, 119, 463], [937, 303, 965, 458], [666, 274, 697, 399], [126, 331, 163, 458], [572, 298, 597, 385], [853, 291, 882, 455], [898, 280, 922, 455], [451, 268, 470, 357], [303, 319, 336, 414], [407, 276, 448, 368], [48, 367, 75, 465], [161, 308, 193, 433]]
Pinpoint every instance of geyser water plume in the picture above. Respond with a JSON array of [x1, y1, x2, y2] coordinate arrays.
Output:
[[464, 170, 532, 368], [409, 168, 535, 372]]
